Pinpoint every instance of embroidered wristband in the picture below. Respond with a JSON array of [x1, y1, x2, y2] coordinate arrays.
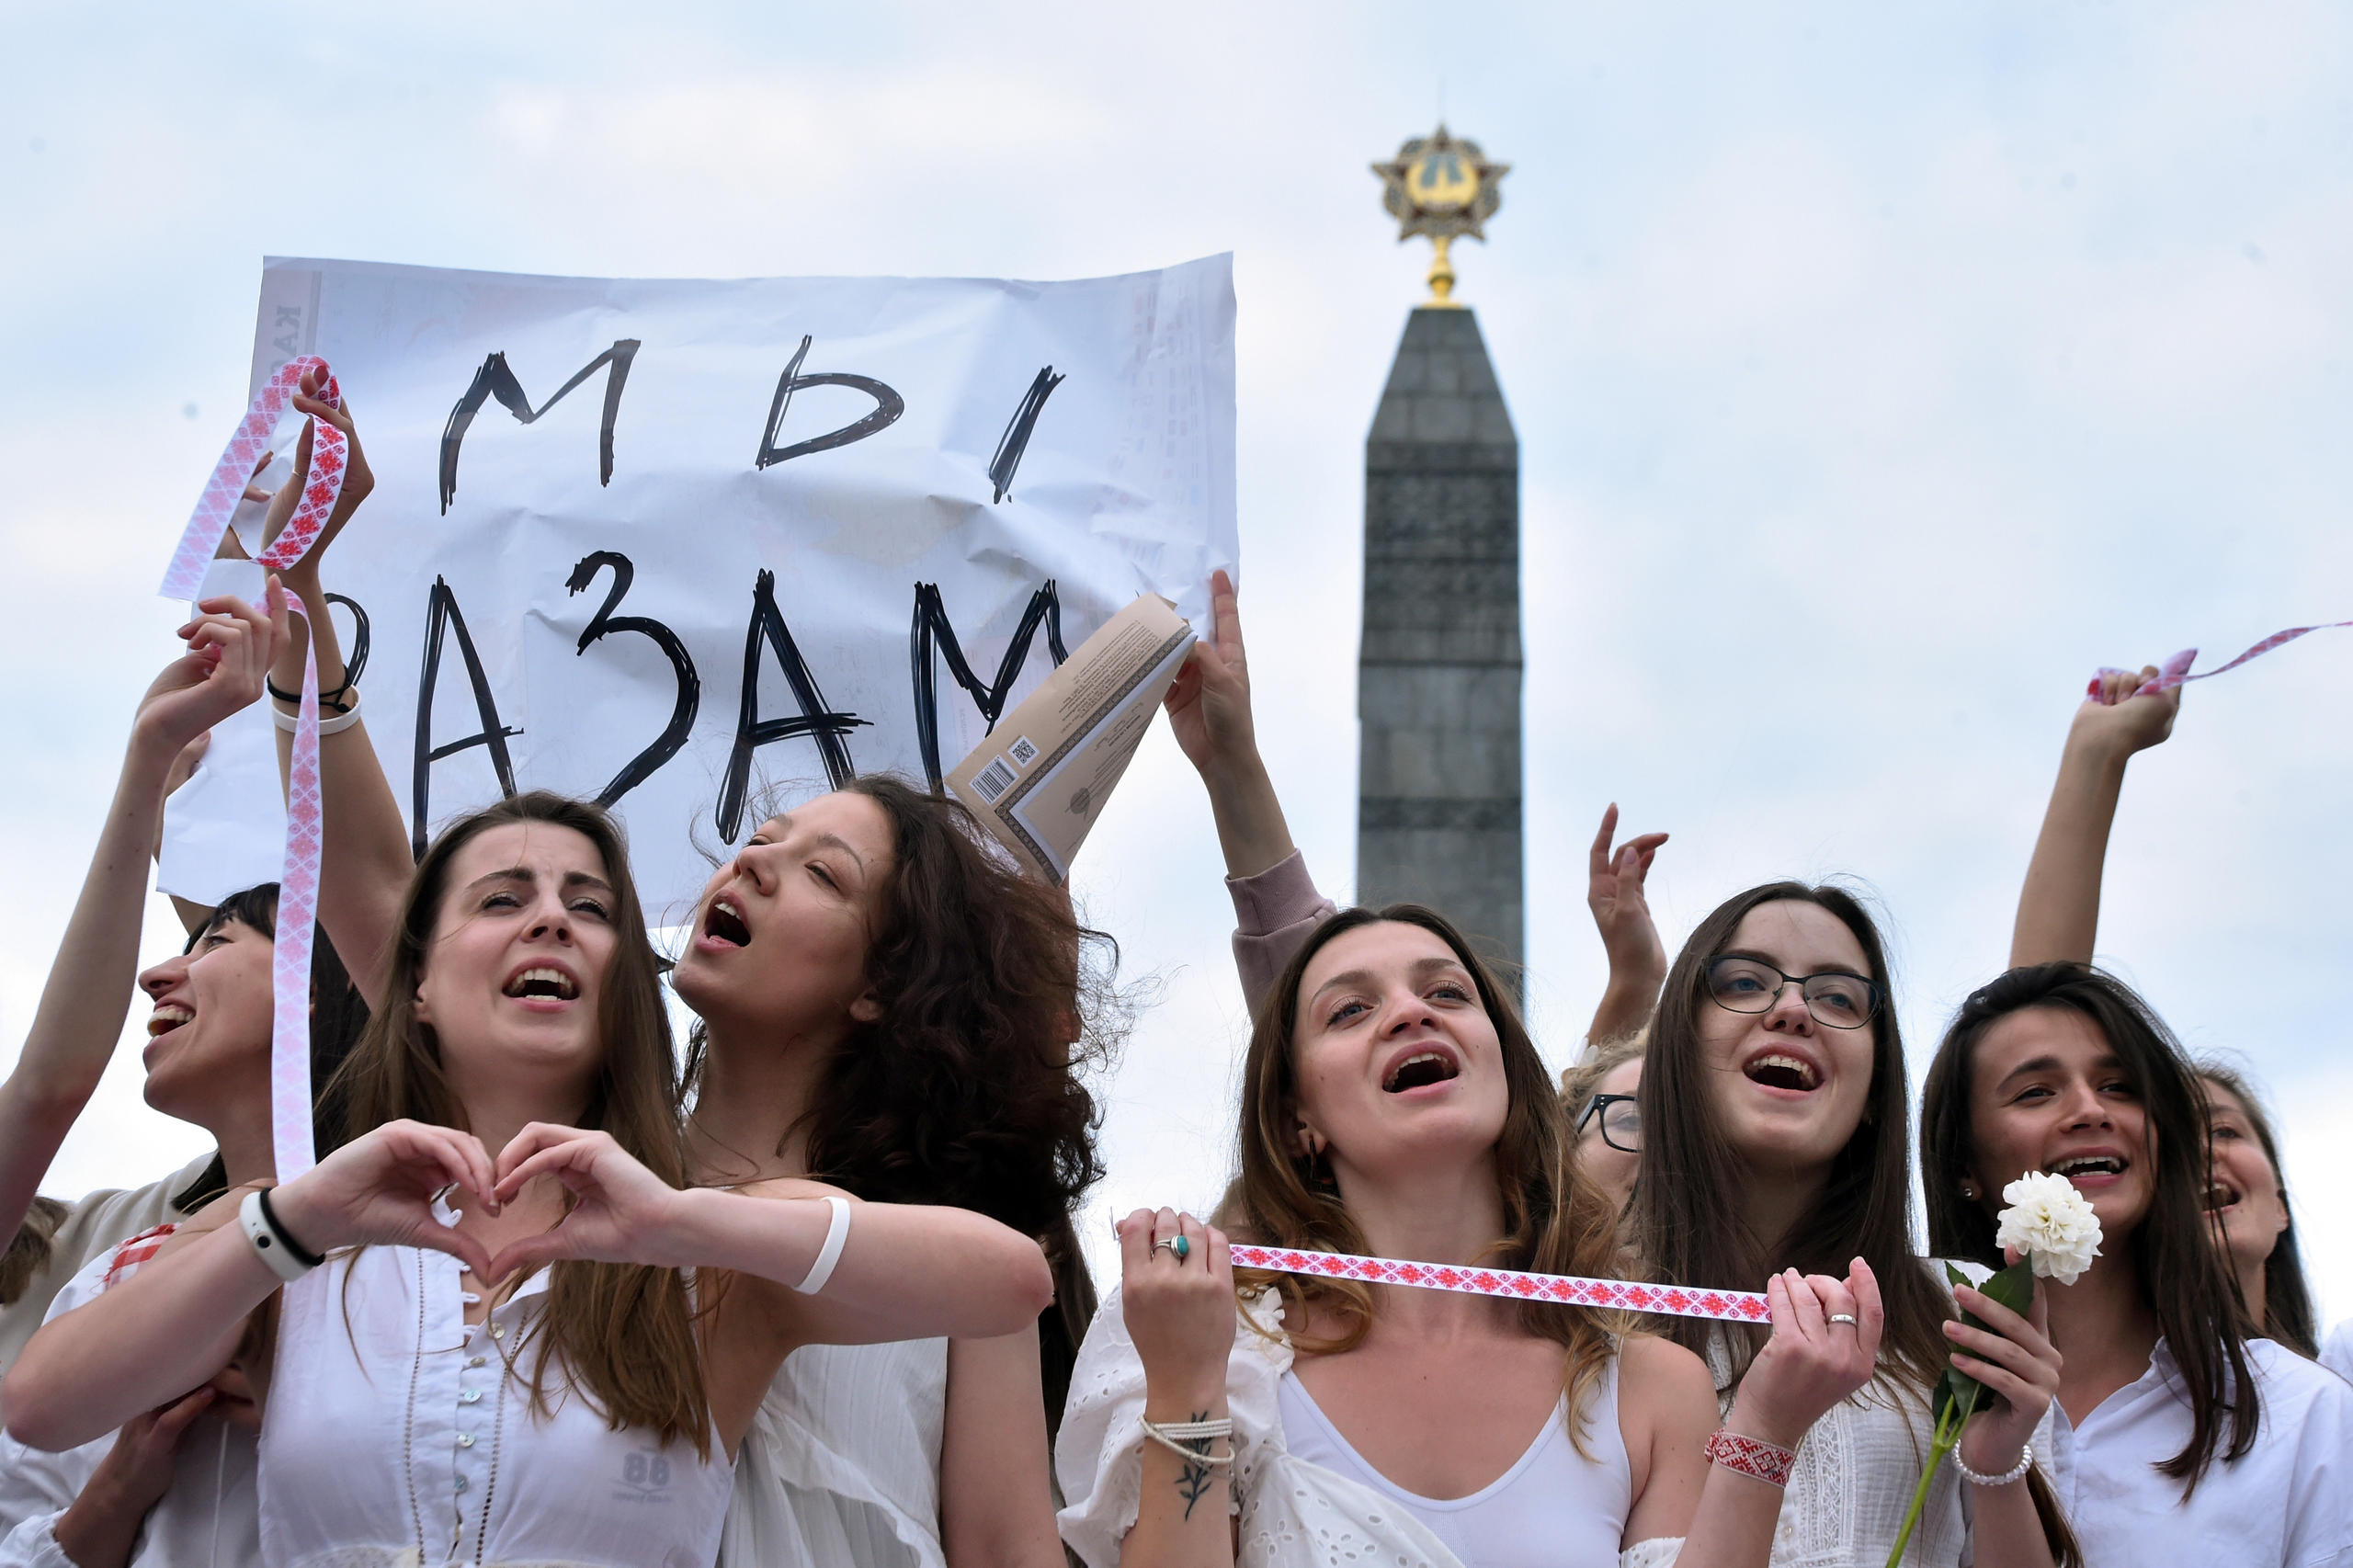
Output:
[[1706, 1427, 1796, 1488], [792, 1195, 852, 1295]]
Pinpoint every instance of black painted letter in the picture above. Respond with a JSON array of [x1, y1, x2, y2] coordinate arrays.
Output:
[[439, 340, 642, 512], [565, 551, 700, 807], [412, 577, 521, 859], [908, 581, 1068, 791], [716, 570, 870, 842], [756, 335, 905, 469], [987, 367, 1064, 503]]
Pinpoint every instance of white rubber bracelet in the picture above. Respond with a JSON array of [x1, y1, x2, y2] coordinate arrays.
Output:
[[238, 1188, 314, 1282], [270, 687, 363, 735], [792, 1195, 852, 1295]]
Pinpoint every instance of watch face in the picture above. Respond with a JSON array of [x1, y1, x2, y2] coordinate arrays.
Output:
[[1410, 149, 1478, 211]]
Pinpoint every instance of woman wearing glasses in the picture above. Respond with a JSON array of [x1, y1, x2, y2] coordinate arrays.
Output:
[[1631, 888, 2075, 1566], [1562, 1039, 1644, 1218]]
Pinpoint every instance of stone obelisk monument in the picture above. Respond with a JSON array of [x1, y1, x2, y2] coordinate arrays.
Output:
[[1358, 128, 1523, 968]]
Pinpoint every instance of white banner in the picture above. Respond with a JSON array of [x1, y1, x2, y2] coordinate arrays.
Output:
[[159, 255, 1237, 918]]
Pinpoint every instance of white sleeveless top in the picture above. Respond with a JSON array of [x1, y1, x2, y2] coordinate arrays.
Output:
[[718, 1338, 949, 1568], [1056, 1284, 1678, 1568], [258, 1246, 734, 1568], [1278, 1365, 1631, 1568]]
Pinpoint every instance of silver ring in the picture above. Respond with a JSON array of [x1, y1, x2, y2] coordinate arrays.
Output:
[[1828, 1312, 1859, 1326], [1152, 1235, 1191, 1262]]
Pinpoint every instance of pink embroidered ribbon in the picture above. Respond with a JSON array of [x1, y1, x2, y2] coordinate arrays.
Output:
[[159, 356, 347, 1182], [1228, 1244, 1771, 1324], [2090, 622, 2353, 702]]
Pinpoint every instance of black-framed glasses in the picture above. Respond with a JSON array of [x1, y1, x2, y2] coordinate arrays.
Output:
[[1576, 1093, 1641, 1153], [1705, 956, 1881, 1030]]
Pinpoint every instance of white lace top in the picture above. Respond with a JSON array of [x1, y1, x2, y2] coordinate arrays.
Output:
[[718, 1338, 949, 1568], [1055, 1284, 1679, 1568], [258, 1245, 735, 1568]]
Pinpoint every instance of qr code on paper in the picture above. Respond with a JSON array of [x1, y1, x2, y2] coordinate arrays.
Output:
[[1009, 736, 1039, 767]]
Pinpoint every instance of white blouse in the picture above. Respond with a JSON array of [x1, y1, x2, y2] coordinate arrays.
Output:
[[1055, 1283, 1677, 1568], [0, 1244, 257, 1568], [2321, 1321, 2351, 1387], [2044, 1336, 2353, 1568], [258, 1245, 734, 1568], [718, 1338, 949, 1568]]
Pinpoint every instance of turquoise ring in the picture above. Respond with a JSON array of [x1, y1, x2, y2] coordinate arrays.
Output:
[[1154, 1234, 1191, 1261]]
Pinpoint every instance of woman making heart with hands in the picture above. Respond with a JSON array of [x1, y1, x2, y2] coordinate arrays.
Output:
[[5, 784, 1054, 1568]]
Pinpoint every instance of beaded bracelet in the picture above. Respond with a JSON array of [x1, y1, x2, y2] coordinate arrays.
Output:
[[1952, 1440, 2033, 1488], [1139, 1415, 1235, 1468], [1705, 1428, 1796, 1488]]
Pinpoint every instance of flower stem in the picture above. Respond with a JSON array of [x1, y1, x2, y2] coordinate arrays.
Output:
[[1883, 1402, 1964, 1568]]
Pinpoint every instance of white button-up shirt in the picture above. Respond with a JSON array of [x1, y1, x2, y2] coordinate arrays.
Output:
[[2046, 1336, 2353, 1568], [2322, 1321, 2351, 1388]]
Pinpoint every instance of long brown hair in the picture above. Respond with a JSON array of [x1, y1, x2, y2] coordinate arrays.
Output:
[[2196, 1062, 2318, 1358], [1923, 964, 2259, 1493], [1632, 882, 1950, 1390], [1227, 904, 1625, 1449], [682, 775, 1119, 1431], [332, 790, 711, 1456]]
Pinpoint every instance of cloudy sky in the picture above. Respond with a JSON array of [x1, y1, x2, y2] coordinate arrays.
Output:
[[6, 2, 2352, 1322]]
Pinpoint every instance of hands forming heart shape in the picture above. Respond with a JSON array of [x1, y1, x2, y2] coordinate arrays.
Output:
[[273, 1119, 686, 1290]]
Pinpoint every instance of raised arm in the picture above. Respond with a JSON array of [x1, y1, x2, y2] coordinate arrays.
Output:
[[0, 596, 281, 1241], [1585, 803, 1668, 1044], [256, 381, 411, 1006], [1165, 572, 1333, 1016], [2008, 664, 2180, 967]]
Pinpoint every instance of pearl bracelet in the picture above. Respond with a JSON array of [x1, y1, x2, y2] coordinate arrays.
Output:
[[1139, 1415, 1235, 1468], [1952, 1440, 2033, 1487]]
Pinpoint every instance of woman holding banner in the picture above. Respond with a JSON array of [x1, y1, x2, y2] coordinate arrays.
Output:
[[3, 767, 1054, 1566], [252, 378, 1108, 1566]]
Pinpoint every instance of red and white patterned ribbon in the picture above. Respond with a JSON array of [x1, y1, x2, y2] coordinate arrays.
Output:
[[159, 355, 347, 1183], [1228, 1244, 1770, 1324], [2091, 622, 2353, 703]]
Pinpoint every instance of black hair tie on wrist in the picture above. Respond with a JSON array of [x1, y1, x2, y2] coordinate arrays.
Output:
[[266, 677, 358, 716], [255, 1187, 326, 1269]]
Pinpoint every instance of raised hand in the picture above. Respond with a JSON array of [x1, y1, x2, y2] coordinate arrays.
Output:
[[1117, 1208, 1234, 1406], [256, 369, 375, 573], [482, 1123, 689, 1282], [1724, 1260, 1884, 1448], [1586, 803, 1668, 1040], [134, 585, 287, 756], [2071, 662, 2181, 759], [1946, 1250, 2063, 1475], [266, 1119, 498, 1279], [1163, 569, 1256, 776]]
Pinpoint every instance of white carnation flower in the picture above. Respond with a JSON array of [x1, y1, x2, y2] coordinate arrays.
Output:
[[1993, 1170, 2104, 1286]]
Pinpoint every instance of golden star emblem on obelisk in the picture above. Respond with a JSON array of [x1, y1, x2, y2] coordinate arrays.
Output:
[[1372, 125, 1508, 307]]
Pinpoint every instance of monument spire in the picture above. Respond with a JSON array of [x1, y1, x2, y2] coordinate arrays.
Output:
[[1371, 125, 1510, 306], [1358, 127, 1523, 974]]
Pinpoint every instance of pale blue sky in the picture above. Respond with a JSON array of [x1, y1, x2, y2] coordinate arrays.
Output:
[[5, 2, 2351, 1318]]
